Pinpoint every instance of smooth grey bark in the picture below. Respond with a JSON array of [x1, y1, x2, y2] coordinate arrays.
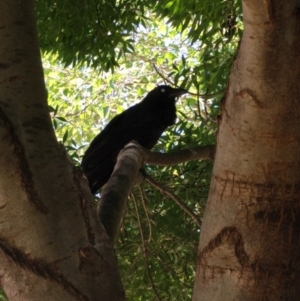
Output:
[[0, 1, 124, 300], [193, 1, 300, 300]]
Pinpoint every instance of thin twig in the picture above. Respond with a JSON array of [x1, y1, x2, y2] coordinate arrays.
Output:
[[131, 192, 145, 244], [146, 247, 192, 288], [196, 85, 202, 119], [132, 192, 162, 301], [139, 185, 152, 242], [203, 88, 218, 124], [153, 64, 222, 98], [196, 85, 218, 128], [152, 64, 175, 86], [122, 252, 143, 283], [65, 90, 105, 119], [144, 174, 202, 227]]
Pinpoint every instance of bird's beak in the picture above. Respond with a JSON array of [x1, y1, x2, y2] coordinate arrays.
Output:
[[169, 87, 188, 97]]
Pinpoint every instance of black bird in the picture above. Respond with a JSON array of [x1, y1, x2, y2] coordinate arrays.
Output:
[[81, 85, 187, 194]]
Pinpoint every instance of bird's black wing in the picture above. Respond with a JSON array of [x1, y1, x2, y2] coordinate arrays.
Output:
[[82, 103, 150, 168], [81, 102, 167, 193]]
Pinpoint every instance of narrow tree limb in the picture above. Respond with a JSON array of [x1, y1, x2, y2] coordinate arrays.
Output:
[[132, 192, 162, 301], [144, 174, 202, 227], [152, 64, 175, 87], [139, 185, 153, 242], [140, 143, 215, 166]]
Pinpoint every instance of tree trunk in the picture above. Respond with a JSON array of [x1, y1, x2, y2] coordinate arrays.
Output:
[[0, 1, 124, 300], [193, 1, 300, 300]]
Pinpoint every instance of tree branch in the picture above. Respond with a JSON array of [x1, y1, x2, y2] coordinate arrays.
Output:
[[139, 185, 153, 242], [98, 143, 143, 243], [152, 64, 223, 98], [140, 143, 215, 166], [132, 192, 162, 301], [144, 174, 202, 227], [98, 141, 212, 242]]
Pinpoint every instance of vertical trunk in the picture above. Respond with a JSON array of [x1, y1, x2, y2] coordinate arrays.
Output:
[[0, 1, 124, 300], [193, 0, 300, 300]]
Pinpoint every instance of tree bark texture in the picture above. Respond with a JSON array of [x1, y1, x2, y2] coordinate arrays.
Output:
[[98, 141, 214, 243], [0, 1, 124, 300], [98, 143, 143, 243], [193, 1, 300, 300]]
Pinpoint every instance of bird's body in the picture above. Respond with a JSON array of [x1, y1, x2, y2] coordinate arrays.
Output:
[[81, 85, 187, 194]]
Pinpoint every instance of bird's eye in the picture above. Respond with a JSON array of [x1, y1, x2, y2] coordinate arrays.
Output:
[[161, 88, 165, 93]]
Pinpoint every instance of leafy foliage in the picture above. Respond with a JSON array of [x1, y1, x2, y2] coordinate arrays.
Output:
[[40, 1, 242, 299], [35, 0, 242, 73], [36, 0, 148, 71], [0, 288, 8, 301]]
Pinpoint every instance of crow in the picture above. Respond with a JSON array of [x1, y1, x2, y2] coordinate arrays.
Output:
[[81, 85, 187, 194]]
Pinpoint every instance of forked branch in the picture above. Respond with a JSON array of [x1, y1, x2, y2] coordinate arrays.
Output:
[[98, 141, 214, 243]]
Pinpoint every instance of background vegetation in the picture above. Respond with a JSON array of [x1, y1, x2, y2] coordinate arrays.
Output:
[[38, 0, 242, 299]]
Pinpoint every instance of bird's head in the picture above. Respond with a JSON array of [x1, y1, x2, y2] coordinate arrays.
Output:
[[143, 85, 188, 104], [154, 85, 188, 99]]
